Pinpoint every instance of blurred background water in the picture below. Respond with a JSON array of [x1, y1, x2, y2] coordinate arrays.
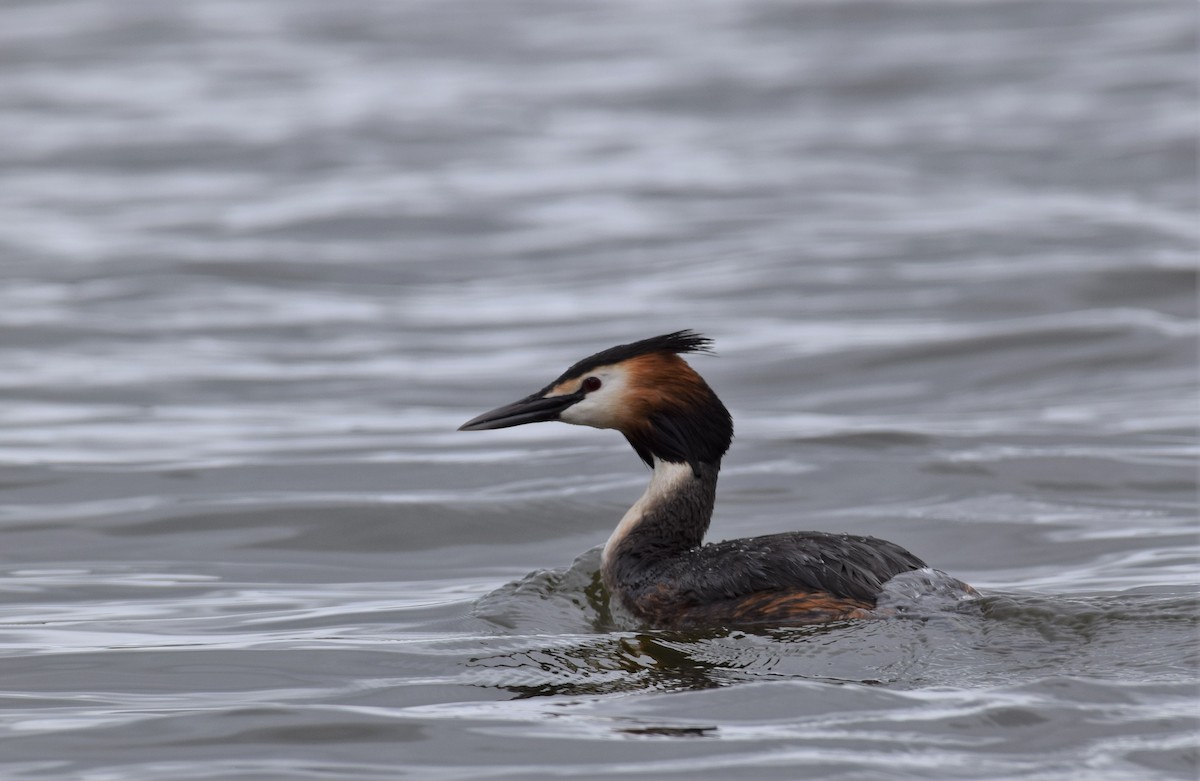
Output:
[[0, 1, 1197, 779]]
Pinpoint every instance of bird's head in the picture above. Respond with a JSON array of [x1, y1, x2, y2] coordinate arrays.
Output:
[[459, 330, 732, 472]]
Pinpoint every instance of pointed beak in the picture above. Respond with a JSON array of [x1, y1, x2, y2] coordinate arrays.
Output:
[[458, 391, 582, 431]]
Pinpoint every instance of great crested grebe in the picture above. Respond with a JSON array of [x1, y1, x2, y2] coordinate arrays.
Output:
[[459, 331, 975, 628]]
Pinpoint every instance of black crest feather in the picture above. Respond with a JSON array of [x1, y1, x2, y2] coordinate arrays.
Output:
[[551, 330, 714, 385]]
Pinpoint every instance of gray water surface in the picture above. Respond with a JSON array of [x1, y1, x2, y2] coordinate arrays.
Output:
[[1, 1, 1197, 779]]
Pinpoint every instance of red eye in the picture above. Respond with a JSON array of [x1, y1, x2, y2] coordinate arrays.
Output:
[[582, 376, 602, 393]]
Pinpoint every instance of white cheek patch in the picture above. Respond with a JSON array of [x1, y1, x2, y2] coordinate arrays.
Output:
[[557, 366, 628, 429], [559, 395, 610, 428]]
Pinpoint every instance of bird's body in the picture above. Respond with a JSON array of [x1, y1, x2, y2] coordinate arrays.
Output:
[[460, 331, 974, 628]]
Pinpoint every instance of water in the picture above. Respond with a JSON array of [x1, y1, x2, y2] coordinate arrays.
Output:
[[1, 0, 1196, 778]]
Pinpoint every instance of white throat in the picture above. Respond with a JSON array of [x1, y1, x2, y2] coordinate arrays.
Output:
[[602, 458, 694, 566]]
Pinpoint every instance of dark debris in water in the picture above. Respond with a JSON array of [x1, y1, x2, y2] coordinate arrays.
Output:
[[616, 725, 718, 738]]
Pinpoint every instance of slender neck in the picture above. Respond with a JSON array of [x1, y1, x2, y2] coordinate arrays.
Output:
[[601, 458, 719, 589]]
